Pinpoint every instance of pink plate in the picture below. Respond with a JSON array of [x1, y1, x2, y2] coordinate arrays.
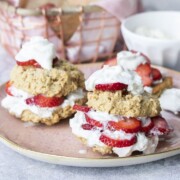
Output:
[[0, 63, 179, 167]]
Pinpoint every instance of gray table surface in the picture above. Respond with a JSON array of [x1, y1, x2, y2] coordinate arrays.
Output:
[[0, 1, 180, 179]]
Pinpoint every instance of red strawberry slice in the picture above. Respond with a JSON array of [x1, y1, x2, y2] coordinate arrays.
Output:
[[136, 63, 152, 76], [141, 75, 153, 87], [107, 118, 141, 133], [95, 82, 128, 91], [26, 94, 64, 107], [151, 68, 162, 81], [16, 59, 41, 68], [81, 124, 94, 130], [99, 134, 137, 148], [136, 63, 153, 87], [5, 81, 13, 96], [103, 57, 117, 67], [73, 105, 91, 113], [16, 58, 58, 68], [85, 114, 103, 128], [150, 116, 172, 135], [141, 118, 154, 133]]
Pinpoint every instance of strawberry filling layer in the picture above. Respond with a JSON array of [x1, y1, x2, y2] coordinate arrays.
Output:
[[71, 107, 171, 150], [6, 82, 64, 108], [3, 85, 85, 118], [69, 110, 162, 157]]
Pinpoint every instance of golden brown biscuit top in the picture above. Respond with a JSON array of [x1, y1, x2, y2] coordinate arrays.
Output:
[[10, 60, 85, 97]]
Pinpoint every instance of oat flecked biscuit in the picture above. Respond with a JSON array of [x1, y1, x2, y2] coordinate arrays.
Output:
[[10, 60, 85, 97], [78, 137, 113, 155], [87, 90, 161, 117]]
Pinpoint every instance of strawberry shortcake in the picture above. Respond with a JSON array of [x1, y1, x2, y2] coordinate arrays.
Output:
[[104, 51, 173, 97], [70, 64, 171, 157], [1, 37, 86, 125], [86, 65, 160, 117]]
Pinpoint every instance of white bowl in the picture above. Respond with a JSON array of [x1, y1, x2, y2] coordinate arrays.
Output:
[[121, 11, 180, 71]]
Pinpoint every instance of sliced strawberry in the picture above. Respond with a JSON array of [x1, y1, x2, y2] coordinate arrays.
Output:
[[151, 68, 162, 81], [85, 114, 103, 128], [81, 124, 94, 130], [73, 105, 91, 113], [136, 63, 153, 87], [141, 118, 154, 133], [107, 118, 141, 133], [99, 134, 137, 148], [16, 58, 58, 68], [103, 58, 117, 67], [5, 81, 13, 96], [136, 63, 152, 77], [141, 75, 153, 87], [16, 59, 41, 68], [26, 97, 34, 105], [150, 116, 172, 135], [95, 82, 128, 91], [26, 94, 64, 107]]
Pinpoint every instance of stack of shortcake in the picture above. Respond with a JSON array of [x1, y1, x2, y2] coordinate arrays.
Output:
[[70, 64, 171, 157], [1, 37, 86, 125]]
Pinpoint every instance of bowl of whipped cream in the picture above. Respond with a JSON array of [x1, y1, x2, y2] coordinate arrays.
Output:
[[121, 11, 180, 70]]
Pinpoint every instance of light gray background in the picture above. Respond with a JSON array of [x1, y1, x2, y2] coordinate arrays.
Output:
[[0, 1, 180, 180]]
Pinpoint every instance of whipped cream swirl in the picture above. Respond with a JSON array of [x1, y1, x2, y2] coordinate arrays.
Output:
[[117, 51, 146, 70], [15, 36, 56, 70]]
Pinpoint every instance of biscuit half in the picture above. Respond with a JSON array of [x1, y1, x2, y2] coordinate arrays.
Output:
[[87, 91, 161, 117]]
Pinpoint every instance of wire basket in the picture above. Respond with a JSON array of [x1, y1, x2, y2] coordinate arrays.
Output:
[[0, 1, 122, 63]]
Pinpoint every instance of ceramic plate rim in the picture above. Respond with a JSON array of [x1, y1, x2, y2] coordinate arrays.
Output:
[[0, 134, 180, 167]]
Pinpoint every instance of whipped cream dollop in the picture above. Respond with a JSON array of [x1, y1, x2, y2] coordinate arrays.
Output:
[[15, 36, 56, 70], [117, 51, 146, 70], [70, 111, 159, 157], [159, 88, 180, 114], [85, 65, 144, 95], [135, 26, 170, 40], [1, 87, 85, 118]]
